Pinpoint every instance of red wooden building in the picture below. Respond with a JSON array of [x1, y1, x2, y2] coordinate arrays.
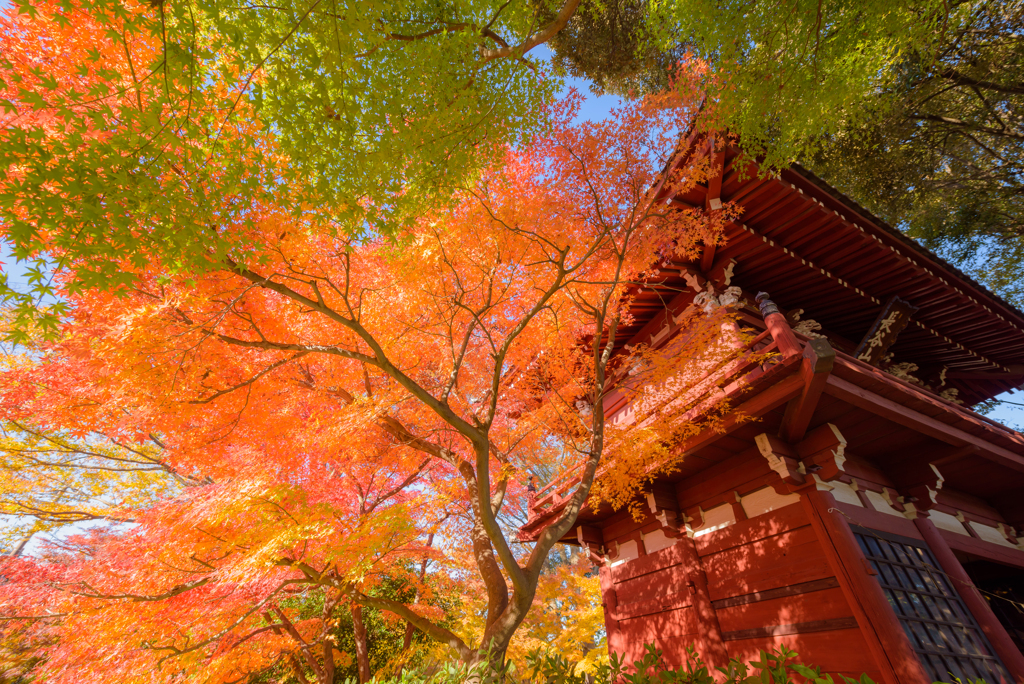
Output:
[[520, 146, 1024, 684]]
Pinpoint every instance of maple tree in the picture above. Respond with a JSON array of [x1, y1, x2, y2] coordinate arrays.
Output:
[[0, 62, 753, 681], [0, 0, 573, 338], [507, 551, 607, 672]]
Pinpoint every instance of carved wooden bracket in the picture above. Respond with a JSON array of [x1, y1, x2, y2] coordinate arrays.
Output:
[[684, 272, 703, 293], [756, 433, 806, 490], [757, 423, 850, 494], [899, 463, 945, 513], [576, 526, 607, 567], [796, 423, 848, 482], [707, 257, 737, 288], [646, 491, 682, 539]]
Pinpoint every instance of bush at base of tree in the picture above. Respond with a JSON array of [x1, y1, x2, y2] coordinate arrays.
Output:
[[361, 643, 880, 684]]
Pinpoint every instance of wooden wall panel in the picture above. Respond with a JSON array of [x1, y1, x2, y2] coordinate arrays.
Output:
[[725, 628, 880, 680], [614, 566, 687, 606], [715, 586, 852, 633], [619, 607, 700, 641], [611, 542, 685, 584], [696, 500, 809, 557], [702, 524, 834, 601], [676, 449, 769, 509], [599, 497, 880, 682], [617, 609, 701, 669], [692, 501, 876, 679]]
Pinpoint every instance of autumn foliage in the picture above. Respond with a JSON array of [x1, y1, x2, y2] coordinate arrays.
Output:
[[0, 1, 750, 681]]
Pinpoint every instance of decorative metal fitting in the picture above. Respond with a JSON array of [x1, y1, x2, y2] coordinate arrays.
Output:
[[755, 291, 780, 319]]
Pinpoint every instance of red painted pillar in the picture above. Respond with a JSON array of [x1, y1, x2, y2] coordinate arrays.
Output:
[[914, 514, 1024, 683], [801, 487, 931, 684], [677, 535, 730, 670]]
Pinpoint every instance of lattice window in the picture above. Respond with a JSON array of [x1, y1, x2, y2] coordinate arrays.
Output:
[[853, 527, 1010, 683]]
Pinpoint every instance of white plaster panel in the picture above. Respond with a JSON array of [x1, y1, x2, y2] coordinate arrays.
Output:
[[931, 510, 970, 536], [609, 539, 639, 567], [693, 503, 737, 538], [971, 522, 1016, 549], [828, 481, 864, 508], [740, 486, 801, 518], [865, 490, 902, 517], [643, 528, 676, 554]]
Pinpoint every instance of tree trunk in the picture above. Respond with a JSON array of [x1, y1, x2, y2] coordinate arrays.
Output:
[[402, 621, 416, 652], [466, 643, 509, 684], [351, 603, 371, 684], [402, 533, 434, 653], [9, 534, 31, 557]]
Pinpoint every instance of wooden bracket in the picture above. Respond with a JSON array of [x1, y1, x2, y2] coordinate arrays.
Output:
[[796, 423, 848, 482], [729, 490, 748, 521], [755, 425, 850, 494], [682, 267, 706, 293], [707, 256, 737, 289], [756, 433, 806, 492], [880, 487, 909, 513], [899, 463, 945, 512], [998, 523, 1019, 546], [646, 488, 682, 538], [686, 507, 705, 537], [779, 338, 835, 443], [576, 526, 606, 566]]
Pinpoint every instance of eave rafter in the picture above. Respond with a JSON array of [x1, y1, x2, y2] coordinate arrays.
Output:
[[683, 165, 1024, 406]]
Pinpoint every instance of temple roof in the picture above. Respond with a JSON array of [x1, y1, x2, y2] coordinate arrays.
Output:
[[616, 146, 1024, 407]]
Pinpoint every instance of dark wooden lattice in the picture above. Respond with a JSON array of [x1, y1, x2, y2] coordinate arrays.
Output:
[[853, 527, 1011, 683]]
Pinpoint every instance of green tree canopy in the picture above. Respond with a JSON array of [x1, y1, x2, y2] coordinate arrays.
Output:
[[809, 1, 1024, 306], [547, 0, 1024, 304], [0, 0, 573, 338]]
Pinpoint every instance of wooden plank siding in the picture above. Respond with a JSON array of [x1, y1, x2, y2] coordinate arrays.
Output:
[[599, 501, 881, 680]]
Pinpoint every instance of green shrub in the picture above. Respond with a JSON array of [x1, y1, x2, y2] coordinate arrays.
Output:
[[361, 642, 879, 684], [526, 643, 876, 684]]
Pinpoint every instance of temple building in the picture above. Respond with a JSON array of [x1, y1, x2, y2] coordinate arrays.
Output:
[[519, 142, 1024, 684]]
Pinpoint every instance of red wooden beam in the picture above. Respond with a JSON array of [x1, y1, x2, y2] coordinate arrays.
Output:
[[824, 374, 1024, 473], [700, 148, 726, 272], [754, 292, 802, 359], [780, 339, 836, 443]]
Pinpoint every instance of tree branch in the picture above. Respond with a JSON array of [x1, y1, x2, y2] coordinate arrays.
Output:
[[352, 590, 472, 661], [939, 68, 1024, 96], [478, 0, 581, 61]]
